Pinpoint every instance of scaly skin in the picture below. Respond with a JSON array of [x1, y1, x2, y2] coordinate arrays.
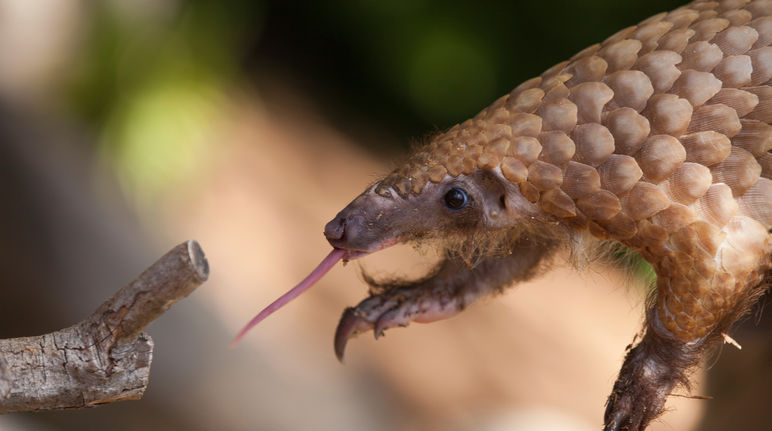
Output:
[[323, 1, 772, 430]]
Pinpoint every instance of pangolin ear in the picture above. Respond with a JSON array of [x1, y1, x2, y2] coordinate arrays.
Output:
[[472, 170, 520, 228]]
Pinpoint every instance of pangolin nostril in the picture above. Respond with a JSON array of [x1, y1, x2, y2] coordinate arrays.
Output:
[[323, 216, 346, 241]]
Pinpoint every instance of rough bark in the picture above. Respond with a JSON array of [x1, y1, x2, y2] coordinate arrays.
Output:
[[0, 240, 209, 413]]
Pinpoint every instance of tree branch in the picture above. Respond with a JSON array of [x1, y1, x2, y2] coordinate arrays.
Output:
[[0, 240, 209, 413]]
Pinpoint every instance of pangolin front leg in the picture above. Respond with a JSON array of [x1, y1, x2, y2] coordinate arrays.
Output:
[[334, 237, 558, 360]]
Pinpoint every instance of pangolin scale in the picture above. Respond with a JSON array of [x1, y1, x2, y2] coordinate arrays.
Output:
[[237, 0, 772, 430]]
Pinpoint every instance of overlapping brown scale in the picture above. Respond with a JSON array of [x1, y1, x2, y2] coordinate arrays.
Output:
[[481, 107, 509, 125], [665, 8, 701, 28], [577, 190, 622, 221], [573, 123, 615, 166], [713, 54, 754, 86], [669, 162, 714, 203], [565, 56, 608, 86], [744, 86, 772, 122], [538, 98, 578, 132], [506, 87, 544, 113], [688, 103, 743, 136], [634, 50, 683, 92], [501, 157, 528, 183], [644, 94, 694, 136], [527, 161, 563, 191], [652, 202, 698, 231], [638, 219, 670, 250], [538, 132, 576, 165], [746, 0, 772, 18], [634, 20, 676, 53], [477, 138, 508, 169], [624, 182, 672, 220], [708, 88, 760, 115], [721, 215, 769, 273], [427, 164, 447, 182], [748, 46, 772, 84], [702, 11, 722, 21], [519, 182, 540, 203], [508, 136, 542, 164], [737, 177, 772, 227], [721, 8, 753, 26], [693, 17, 732, 40], [719, 0, 751, 12], [749, 16, 772, 47], [692, 1, 720, 11], [760, 152, 772, 178], [596, 211, 638, 239], [605, 70, 655, 112], [669, 70, 723, 106], [510, 76, 542, 96], [562, 161, 601, 199], [599, 39, 643, 73], [540, 188, 577, 218], [543, 82, 571, 103], [681, 130, 732, 164], [712, 25, 759, 53], [657, 28, 697, 53], [732, 119, 772, 154], [605, 107, 651, 155], [720, 0, 747, 11], [680, 41, 725, 71], [710, 146, 763, 195], [569, 82, 614, 123], [598, 154, 644, 195], [636, 135, 688, 182], [697, 183, 740, 226]]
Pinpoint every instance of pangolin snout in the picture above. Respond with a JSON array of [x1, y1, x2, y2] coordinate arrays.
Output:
[[323, 215, 345, 242], [324, 211, 369, 250], [325, 187, 399, 252]]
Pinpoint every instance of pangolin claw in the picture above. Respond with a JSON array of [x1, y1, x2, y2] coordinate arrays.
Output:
[[334, 307, 371, 362], [333, 281, 467, 362]]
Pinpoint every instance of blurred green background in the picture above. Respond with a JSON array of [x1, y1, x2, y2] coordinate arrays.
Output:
[[60, 0, 681, 204]]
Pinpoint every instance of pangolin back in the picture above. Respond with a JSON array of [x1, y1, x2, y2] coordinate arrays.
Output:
[[377, 0, 772, 342]]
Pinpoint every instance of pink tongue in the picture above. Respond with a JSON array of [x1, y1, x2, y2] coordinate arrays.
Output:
[[230, 248, 346, 347]]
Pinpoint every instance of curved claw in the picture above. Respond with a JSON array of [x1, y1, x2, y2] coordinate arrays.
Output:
[[334, 307, 372, 362], [333, 283, 471, 362]]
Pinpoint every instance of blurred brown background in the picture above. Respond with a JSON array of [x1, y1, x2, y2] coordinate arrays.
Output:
[[1, 0, 767, 430]]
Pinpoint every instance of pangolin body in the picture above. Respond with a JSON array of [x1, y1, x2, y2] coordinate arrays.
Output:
[[374, 0, 772, 345], [238, 1, 772, 430]]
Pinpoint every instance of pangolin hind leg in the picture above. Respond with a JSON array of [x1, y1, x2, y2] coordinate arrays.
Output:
[[334, 236, 559, 361], [604, 223, 772, 431]]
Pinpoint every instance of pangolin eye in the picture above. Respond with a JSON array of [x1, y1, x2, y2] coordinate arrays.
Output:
[[443, 187, 469, 210]]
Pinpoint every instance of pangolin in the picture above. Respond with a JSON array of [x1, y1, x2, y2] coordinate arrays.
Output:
[[234, 0, 772, 429]]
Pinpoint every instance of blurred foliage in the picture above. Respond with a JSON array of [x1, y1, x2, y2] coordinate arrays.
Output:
[[65, 0, 263, 205]]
